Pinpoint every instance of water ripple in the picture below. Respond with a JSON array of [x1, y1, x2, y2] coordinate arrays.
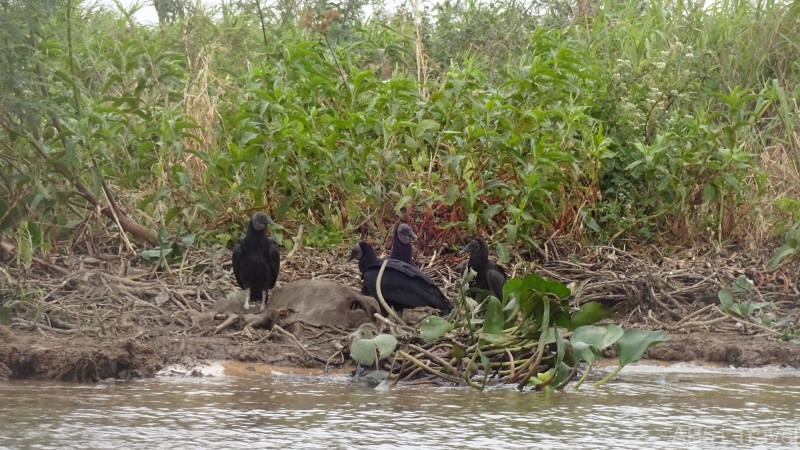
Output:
[[1, 371, 799, 449]]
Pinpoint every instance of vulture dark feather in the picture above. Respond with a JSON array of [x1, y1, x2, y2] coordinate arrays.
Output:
[[389, 222, 417, 266], [358, 222, 419, 295], [232, 212, 281, 310], [349, 241, 451, 314], [460, 237, 507, 300]]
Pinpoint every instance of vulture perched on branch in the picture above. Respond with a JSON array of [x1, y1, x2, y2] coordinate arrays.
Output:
[[349, 241, 451, 315], [232, 212, 281, 310], [460, 237, 507, 300]]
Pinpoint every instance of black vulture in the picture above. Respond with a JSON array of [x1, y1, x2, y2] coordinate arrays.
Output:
[[460, 237, 508, 300], [348, 241, 452, 315], [232, 212, 281, 310], [389, 222, 417, 266], [357, 222, 418, 295]]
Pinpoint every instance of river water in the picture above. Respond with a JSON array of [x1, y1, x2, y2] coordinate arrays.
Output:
[[1, 363, 799, 449]]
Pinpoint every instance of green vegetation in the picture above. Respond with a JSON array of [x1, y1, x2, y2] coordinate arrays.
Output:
[[348, 322, 398, 366], [0, 0, 798, 258], [362, 270, 668, 390]]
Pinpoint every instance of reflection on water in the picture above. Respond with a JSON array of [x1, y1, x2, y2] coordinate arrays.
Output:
[[1, 367, 799, 449]]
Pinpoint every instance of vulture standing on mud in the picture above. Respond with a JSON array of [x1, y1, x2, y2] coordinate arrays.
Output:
[[232, 212, 281, 310], [460, 237, 508, 300], [349, 241, 452, 315], [389, 222, 418, 266]]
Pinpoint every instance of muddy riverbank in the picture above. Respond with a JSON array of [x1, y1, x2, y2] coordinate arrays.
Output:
[[2, 241, 798, 383], [2, 325, 799, 383], [0, 325, 336, 382]]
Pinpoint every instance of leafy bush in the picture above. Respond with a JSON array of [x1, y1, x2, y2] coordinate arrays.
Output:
[[0, 0, 797, 255]]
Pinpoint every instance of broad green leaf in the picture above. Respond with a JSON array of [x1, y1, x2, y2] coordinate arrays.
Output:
[[718, 289, 734, 310], [523, 273, 571, 299], [569, 302, 617, 330], [394, 195, 412, 213], [503, 296, 518, 320], [529, 370, 551, 386], [165, 206, 180, 226], [90, 166, 103, 196], [484, 204, 503, 220], [140, 247, 173, 260], [748, 301, 773, 311], [702, 183, 717, 202], [572, 324, 624, 365], [181, 233, 197, 248], [414, 119, 441, 138], [496, 242, 510, 264], [403, 135, 418, 150], [419, 315, 453, 341], [550, 361, 573, 388], [720, 173, 740, 190], [480, 333, 513, 345], [479, 350, 491, 375], [579, 210, 601, 232], [552, 309, 572, 329], [372, 334, 398, 360], [216, 233, 231, 247], [656, 175, 671, 191], [506, 224, 518, 242], [467, 213, 477, 233], [278, 195, 295, 218], [28, 222, 42, 247], [766, 244, 796, 270], [518, 291, 541, 324], [616, 329, 669, 367], [443, 184, 459, 205], [350, 337, 376, 366], [483, 296, 504, 335], [502, 277, 523, 303], [731, 275, 754, 293], [540, 326, 559, 344], [240, 131, 259, 144], [554, 327, 565, 364]]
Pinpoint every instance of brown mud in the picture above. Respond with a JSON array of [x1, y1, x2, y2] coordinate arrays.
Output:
[[0, 324, 341, 382], [3, 326, 800, 384], [639, 332, 800, 368]]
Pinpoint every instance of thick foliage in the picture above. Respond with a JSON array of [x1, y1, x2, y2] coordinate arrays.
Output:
[[0, 0, 798, 257]]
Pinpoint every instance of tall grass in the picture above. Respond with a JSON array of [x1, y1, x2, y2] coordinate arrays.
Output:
[[0, 0, 798, 256]]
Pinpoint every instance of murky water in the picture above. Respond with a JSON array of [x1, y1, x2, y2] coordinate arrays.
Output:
[[2, 364, 799, 449]]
